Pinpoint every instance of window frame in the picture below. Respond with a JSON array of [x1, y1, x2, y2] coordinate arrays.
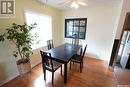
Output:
[[65, 18, 87, 40]]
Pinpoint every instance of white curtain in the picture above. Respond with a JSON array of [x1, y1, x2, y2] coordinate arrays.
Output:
[[25, 11, 52, 50]]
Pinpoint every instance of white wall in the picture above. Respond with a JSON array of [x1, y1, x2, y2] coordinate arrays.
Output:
[[0, 0, 127, 85], [0, 0, 62, 86], [61, 4, 121, 61]]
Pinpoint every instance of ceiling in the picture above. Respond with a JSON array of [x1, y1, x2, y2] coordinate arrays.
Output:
[[38, 0, 121, 10]]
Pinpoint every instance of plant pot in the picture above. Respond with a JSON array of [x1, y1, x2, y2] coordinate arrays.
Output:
[[17, 59, 31, 75]]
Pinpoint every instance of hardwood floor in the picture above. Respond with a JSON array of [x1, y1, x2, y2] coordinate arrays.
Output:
[[114, 66, 130, 85], [1, 57, 118, 87]]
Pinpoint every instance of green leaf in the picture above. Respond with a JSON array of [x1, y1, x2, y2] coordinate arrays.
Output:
[[0, 23, 38, 60], [0, 34, 5, 41], [13, 54, 17, 58]]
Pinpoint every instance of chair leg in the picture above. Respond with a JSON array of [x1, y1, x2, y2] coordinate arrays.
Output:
[[61, 65, 62, 76], [70, 61, 71, 70], [82, 62, 83, 68], [44, 69, 46, 81], [80, 63, 82, 73], [52, 72, 54, 84]]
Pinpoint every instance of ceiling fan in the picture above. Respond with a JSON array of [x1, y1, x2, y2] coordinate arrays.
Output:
[[58, 0, 88, 9]]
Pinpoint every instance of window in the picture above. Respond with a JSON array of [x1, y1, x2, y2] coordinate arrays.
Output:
[[65, 18, 87, 39], [25, 11, 52, 50]]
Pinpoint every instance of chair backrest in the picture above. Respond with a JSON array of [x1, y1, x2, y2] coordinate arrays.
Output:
[[79, 48, 83, 56], [47, 39, 54, 50], [72, 34, 79, 45], [72, 38, 79, 45], [40, 50, 54, 70], [82, 45, 87, 58]]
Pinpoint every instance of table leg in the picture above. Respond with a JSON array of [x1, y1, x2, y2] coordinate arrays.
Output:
[[64, 63, 67, 84]]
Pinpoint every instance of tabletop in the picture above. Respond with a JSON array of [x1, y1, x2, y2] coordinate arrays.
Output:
[[46, 43, 82, 63]]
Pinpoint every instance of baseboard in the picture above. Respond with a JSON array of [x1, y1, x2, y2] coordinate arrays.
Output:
[[86, 55, 102, 60], [0, 59, 41, 86], [0, 73, 19, 86], [0, 54, 108, 86]]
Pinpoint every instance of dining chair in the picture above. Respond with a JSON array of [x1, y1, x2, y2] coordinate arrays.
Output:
[[47, 39, 54, 50], [72, 38, 79, 45], [72, 34, 79, 45], [40, 50, 62, 84], [70, 44, 87, 72]]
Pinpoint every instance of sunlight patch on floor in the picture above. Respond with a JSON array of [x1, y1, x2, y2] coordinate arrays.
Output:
[[34, 71, 52, 87]]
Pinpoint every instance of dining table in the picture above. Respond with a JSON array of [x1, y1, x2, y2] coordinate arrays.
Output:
[[46, 43, 82, 84]]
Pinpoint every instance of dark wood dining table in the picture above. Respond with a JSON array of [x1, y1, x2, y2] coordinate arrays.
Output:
[[46, 43, 82, 84]]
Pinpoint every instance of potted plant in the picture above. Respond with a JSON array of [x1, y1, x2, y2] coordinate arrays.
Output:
[[0, 23, 37, 74]]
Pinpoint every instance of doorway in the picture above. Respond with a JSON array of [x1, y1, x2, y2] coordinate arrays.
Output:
[[114, 12, 130, 85], [116, 30, 130, 67]]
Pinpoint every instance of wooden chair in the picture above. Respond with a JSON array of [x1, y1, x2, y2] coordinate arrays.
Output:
[[47, 39, 54, 50], [72, 38, 79, 45], [72, 34, 79, 45], [70, 45, 87, 72], [40, 50, 62, 84]]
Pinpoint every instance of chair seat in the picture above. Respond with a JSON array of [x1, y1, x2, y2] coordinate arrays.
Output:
[[46, 60, 62, 71], [71, 54, 82, 63]]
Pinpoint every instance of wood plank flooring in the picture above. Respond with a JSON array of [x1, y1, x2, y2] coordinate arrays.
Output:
[[1, 57, 118, 87]]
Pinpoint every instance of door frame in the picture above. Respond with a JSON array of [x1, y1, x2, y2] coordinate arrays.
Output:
[[112, 12, 130, 68]]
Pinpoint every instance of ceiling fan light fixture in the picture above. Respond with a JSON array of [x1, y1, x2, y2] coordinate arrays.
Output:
[[71, 1, 79, 8]]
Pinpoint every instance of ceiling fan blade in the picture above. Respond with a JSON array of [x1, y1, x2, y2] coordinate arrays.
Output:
[[58, 0, 73, 5], [77, 1, 88, 6]]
